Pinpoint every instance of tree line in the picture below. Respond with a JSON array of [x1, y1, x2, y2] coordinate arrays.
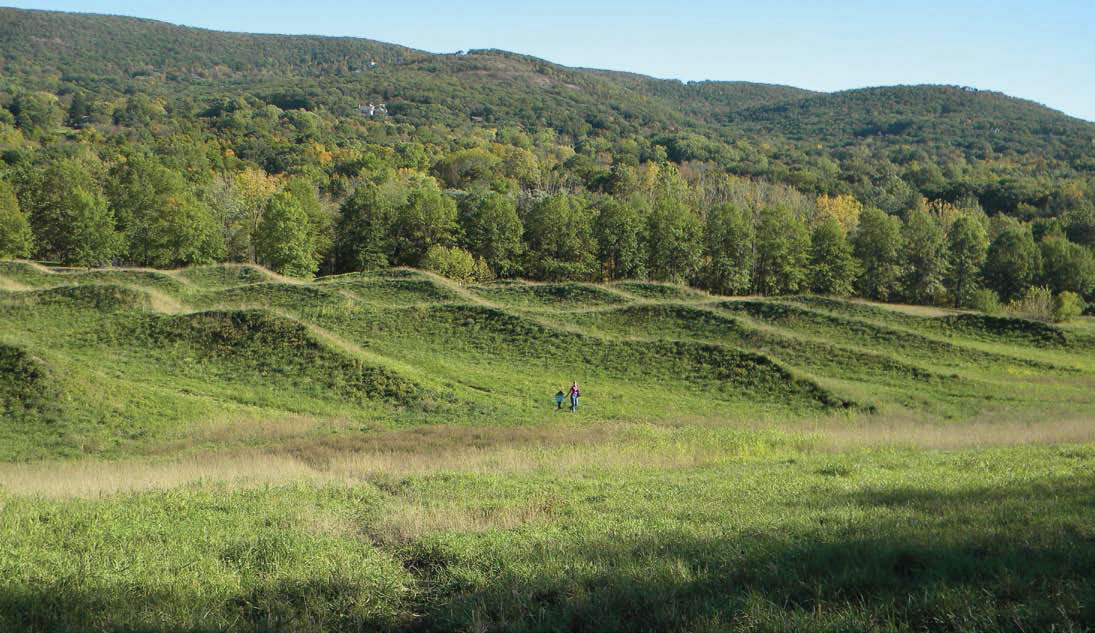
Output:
[[2, 147, 1092, 317]]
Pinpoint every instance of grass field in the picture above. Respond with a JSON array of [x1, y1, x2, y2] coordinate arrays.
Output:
[[2, 261, 1095, 632]]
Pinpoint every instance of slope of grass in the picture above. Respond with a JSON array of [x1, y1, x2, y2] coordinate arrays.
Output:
[[468, 281, 633, 309], [717, 298, 1066, 372], [2, 265, 1093, 459], [4, 264, 1095, 631]]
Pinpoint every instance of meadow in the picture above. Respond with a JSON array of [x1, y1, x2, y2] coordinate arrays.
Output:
[[2, 261, 1095, 632]]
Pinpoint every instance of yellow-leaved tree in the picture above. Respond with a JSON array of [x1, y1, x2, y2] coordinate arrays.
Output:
[[814, 194, 863, 234]]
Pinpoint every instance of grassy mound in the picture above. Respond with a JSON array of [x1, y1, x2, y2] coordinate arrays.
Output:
[[718, 299, 1060, 372], [469, 282, 631, 309], [8, 284, 152, 312], [0, 343, 63, 424], [48, 268, 189, 294], [0, 261, 57, 287], [2, 263, 1093, 458], [0, 264, 188, 300], [318, 278, 463, 305], [318, 268, 430, 281], [937, 313, 1069, 346], [127, 310, 421, 403], [191, 282, 350, 310], [562, 304, 949, 387], [610, 281, 710, 301], [330, 303, 856, 411], [174, 264, 281, 290]]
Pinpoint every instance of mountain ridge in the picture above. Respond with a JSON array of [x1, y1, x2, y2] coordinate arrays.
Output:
[[2, 6, 1090, 133]]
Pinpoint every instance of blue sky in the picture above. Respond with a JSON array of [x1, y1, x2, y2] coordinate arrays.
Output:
[[6, 1, 1094, 121]]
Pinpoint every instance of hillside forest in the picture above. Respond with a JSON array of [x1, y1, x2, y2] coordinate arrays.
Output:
[[2, 9, 1095, 316]]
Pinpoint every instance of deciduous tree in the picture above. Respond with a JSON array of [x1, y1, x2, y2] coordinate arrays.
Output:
[[809, 218, 857, 296], [852, 207, 904, 301], [753, 204, 809, 295], [944, 215, 989, 307], [702, 202, 753, 294]]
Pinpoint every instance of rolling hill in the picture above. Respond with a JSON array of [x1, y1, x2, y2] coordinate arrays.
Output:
[[3, 261, 1094, 460], [2, 6, 1093, 164], [4, 262, 1095, 631]]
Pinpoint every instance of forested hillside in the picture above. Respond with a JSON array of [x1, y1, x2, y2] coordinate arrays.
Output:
[[1, 7, 1094, 314]]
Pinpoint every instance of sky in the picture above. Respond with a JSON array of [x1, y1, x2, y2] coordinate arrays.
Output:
[[5, 1, 1094, 121]]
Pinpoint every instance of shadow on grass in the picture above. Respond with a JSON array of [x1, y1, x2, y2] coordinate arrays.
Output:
[[3, 476, 1094, 632], [0, 579, 406, 633], [408, 475, 1095, 633]]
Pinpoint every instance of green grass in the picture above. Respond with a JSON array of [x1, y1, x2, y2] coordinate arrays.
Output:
[[3, 263, 1095, 631], [468, 281, 634, 309], [3, 439, 1095, 632]]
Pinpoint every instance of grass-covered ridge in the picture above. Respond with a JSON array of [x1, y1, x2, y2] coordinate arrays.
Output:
[[4, 263, 1095, 632], [2, 263, 1094, 459]]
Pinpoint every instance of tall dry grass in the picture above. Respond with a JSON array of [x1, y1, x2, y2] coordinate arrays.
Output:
[[4, 413, 1095, 499], [0, 278, 28, 291]]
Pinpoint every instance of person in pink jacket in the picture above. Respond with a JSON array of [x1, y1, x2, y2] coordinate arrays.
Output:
[[569, 382, 580, 412]]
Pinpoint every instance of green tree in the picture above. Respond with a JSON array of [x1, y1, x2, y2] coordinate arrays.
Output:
[[433, 148, 501, 189], [139, 194, 223, 267], [753, 204, 809, 295], [0, 180, 34, 259], [19, 159, 122, 265], [66, 189, 122, 266], [852, 207, 904, 301], [108, 154, 222, 266], [1039, 236, 1095, 298], [808, 218, 857, 296], [421, 245, 492, 283], [334, 183, 398, 272], [233, 167, 279, 263], [646, 192, 702, 283], [458, 190, 525, 277], [1052, 291, 1086, 322], [594, 194, 648, 281], [944, 215, 989, 307], [523, 193, 597, 280], [901, 207, 948, 304], [66, 91, 92, 127], [390, 179, 459, 266], [984, 226, 1042, 302], [702, 202, 754, 295], [255, 191, 319, 277], [9, 92, 63, 136], [284, 176, 334, 272]]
